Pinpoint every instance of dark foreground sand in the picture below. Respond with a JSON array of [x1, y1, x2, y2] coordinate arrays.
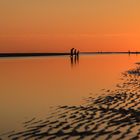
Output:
[[1, 64, 140, 140]]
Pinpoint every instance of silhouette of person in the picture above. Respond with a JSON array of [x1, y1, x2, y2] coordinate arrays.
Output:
[[70, 48, 80, 67], [70, 48, 75, 56]]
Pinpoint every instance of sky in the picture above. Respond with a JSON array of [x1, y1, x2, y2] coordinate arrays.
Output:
[[0, 0, 140, 53]]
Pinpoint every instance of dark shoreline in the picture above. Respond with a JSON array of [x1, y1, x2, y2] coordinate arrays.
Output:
[[0, 52, 139, 57], [0, 53, 69, 57]]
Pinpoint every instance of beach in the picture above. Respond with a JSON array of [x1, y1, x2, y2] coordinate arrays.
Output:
[[0, 54, 140, 139], [1, 0, 140, 139]]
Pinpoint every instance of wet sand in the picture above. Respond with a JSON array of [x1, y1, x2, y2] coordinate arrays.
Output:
[[2, 63, 140, 139]]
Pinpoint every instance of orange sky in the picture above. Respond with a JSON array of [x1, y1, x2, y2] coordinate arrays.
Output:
[[0, 0, 140, 52]]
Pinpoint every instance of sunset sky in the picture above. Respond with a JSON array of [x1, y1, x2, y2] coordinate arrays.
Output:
[[0, 0, 140, 53]]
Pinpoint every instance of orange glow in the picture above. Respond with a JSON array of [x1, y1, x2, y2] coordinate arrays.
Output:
[[0, 0, 140, 52]]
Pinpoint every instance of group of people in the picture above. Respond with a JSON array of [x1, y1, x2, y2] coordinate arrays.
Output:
[[70, 48, 79, 57]]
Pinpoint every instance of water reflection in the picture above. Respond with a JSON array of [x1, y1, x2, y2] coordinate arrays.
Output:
[[3, 63, 140, 140], [0, 54, 140, 138], [70, 55, 79, 67]]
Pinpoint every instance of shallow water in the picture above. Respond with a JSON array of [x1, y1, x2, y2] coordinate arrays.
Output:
[[0, 54, 139, 135]]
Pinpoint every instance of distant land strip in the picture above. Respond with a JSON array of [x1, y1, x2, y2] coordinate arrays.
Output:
[[0, 52, 139, 57], [0, 53, 69, 57]]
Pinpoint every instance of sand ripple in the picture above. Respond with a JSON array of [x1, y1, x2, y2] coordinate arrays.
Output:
[[2, 65, 140, 139]]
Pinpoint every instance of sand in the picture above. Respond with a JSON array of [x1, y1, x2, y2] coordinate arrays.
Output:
[[1, 64, 140, 140]]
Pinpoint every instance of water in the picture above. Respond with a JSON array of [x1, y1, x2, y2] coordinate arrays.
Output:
[[0, 54, 139, 135]]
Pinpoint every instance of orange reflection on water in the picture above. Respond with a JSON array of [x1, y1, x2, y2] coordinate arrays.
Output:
[[0, 54, 139, 132]]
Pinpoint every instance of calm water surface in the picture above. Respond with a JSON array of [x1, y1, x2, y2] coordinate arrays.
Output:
[[0, 54, 139, 133]]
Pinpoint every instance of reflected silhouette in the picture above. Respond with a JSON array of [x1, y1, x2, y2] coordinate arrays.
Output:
[[70, 54, 79, 67], [74, 54, 77, 64], [77, 53, 79, 64], [70, 56, 74, 67]]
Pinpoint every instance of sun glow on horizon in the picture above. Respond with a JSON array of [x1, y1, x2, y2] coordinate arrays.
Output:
[[0, 0, 140, 52]]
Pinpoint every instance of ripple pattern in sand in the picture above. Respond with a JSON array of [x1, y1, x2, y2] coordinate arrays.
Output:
[[2, 65, 140, 139]]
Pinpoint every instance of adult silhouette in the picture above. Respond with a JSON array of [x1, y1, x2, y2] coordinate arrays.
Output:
[[70, 48, 75, 56]]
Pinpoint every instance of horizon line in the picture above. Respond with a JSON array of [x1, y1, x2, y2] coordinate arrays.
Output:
[[0, 51, 139, 57]]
